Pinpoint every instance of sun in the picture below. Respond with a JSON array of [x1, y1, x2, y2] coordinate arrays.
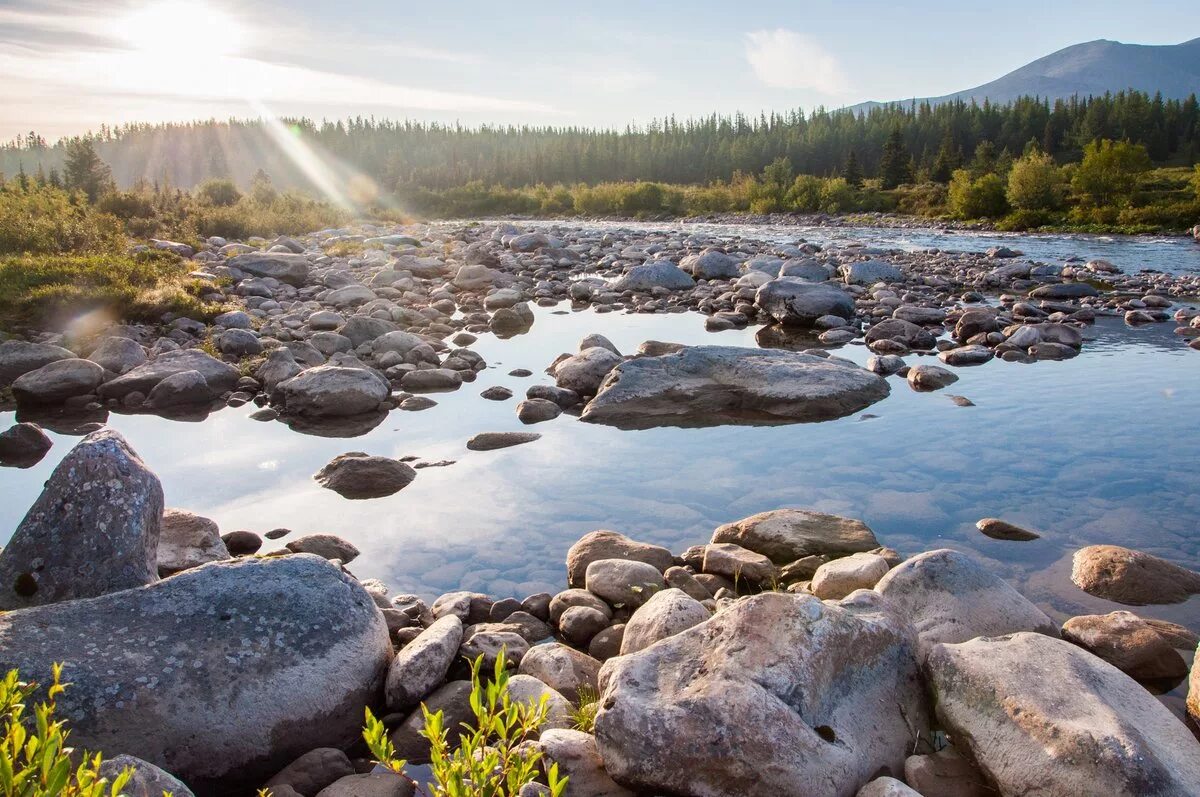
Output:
[[114, 0, 248, 57]]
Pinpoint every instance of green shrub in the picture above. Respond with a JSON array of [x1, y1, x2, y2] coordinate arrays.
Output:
[[0, 185, 125, 255], [365, 651, 567, 797], [1007, 151, 1066, 212], [1071, 139, 1151, 208], [1, 664, 132, 797], [948, 169, 1009, 219], [196, 179, 242, 207]]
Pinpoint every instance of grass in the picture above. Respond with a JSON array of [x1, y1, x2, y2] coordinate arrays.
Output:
[[0, 249, 227, 330], [570, 685, 600, 732]]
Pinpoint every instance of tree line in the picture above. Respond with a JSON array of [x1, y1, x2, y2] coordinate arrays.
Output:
[[2, 91, 1198, 194]]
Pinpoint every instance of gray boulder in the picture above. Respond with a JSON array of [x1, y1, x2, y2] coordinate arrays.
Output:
[[538, 730, 634, 797], [712, 509, 879, 564], [843, 260, 903, 285], [0, 555, 391, 790], [339, 317, 398, 348], [385, 615, 464, 710], [584, 559, 666, 608], [98, 755, 194, 797], [0, 429, 162, 610], [620, 588, 709, 655], [99, 349, 239, 400], [0, 422, 52, 467], [566, 530, 673, 588], [277, 366, 389, 417], [229, 252, 310, 286], [554, 347, 622, 396], [926, 632, 1200, 796], [613, 261, 695, 292], [594, 591, 929, 797], [11, 358, 104, 404], [314, 452, 416, 499], [681, 251, 739, 280], [147, 370, 214, 408], [157, 508, 229, 575], [88, 337, 148, 374], [755, 278, 855, 326], [517, 644, 601, 704], [581, 346, 889, 429], [865, 319, 936, 350], [0, 340, 75, 386]]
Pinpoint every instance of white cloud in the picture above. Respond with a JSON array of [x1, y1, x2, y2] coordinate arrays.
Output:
[[743, 28, 849, 95]]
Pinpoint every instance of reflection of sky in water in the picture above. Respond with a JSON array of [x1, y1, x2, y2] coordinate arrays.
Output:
[[3, 306, 1200, 639], [513, 218, 1200, 275]]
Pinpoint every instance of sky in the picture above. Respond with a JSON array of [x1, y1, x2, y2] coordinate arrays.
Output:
[[0, 0, 1197, 142]]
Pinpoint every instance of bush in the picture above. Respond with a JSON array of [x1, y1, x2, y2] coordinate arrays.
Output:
[[996, 209, 1056, 231], [364, 650, 567, 797], [196, 178, 242, 207], [1007, 151, 1066, 211], [1071, 139, 1151, 208], [1, 664, 132, 797], [0, 184, 124, 255], [948, 169, 1009, 219]]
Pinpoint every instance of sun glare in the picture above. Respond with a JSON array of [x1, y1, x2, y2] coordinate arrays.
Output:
[[115, 0, 247, 57]]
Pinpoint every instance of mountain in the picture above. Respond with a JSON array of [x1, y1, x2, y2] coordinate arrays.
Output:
[[853, 37, 1200, 111]]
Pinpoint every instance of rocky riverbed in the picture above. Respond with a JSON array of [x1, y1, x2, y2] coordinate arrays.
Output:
[[1, 220, 1199, 795]]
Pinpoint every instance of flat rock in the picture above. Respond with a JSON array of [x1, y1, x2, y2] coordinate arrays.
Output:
[[314, 452, 416, 499], [1071, 544, 1200, 605], [0, 555, 391, 791], [581, 345, 889, 429], [229, 252, 310, 286], [277, 365, 389, 417], [976, 517, 1040, 541], [0, 429, 162, 610], [466, 431, 541, 451], [712, 509, 879, 564], [99, 349, 239, 400], [926, 632, 1200, 796]]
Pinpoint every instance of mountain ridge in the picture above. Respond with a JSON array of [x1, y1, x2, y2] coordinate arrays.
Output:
[[851, 37, 1200, 112]]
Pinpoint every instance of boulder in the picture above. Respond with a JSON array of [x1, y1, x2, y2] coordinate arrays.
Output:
[[314, 452, 416, 499], [712, 509, 879, 564], [147, 370, 214, 408], [613, 261, 695, 292], [0, 340, 75, 386], [755, 279, 855, 327], [865, 319, 936, 350], [257, 348, 304, 390], [582, 346, 889, 429], [1070, 545, 1200, 605], [0, 429, 162, 610], [277, 366, 389, 417], [266, 748, 355, 796], [1061, 611, 1189, 680], [228, 252, 310, 286], [875, 549, 1057, 656], [843, 260, 903, 285], [1029, 282, 1100, 299], [88, 337, 148, 374], [620, 588, 709, 655], [681, 251, 740, 280], [566, 530, 673, 589], [157, 508, 229, 575], [584, 559, 666, 608], [680, 543, 779, 586], [385, 615, 464, 710], [0, 422, 52, 467], [517, 644, 601, 704], [594, 592, 929, 797], [339, 317, 398, 348], [11, 358, 104, 404], [925, 632, 1200, 796], [538, 730, 634, 797], [554, 347, 622, 396], [0, 555, 392, 790], [98, 755, 195, 797], [99, 349, 239, 400], [810, 553, 890, 600], [906, 364, 958, 391]]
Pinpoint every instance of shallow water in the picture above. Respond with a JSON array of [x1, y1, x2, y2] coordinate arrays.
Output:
[[516, 218, 1200, 276]]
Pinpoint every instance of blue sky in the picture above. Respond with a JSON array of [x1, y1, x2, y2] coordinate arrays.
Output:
[[0, 0, 1196, 141]]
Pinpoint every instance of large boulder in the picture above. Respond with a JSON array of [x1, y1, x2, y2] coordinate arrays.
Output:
[[594, 592, 929, 797], [385, 615, 463, 710], [88, 337, 148, 374], [11, 358, 105, 404], [566, 530, 673, 589], [0, 555, 391, 791], [712, 509, 879, 564], [1061, 611, 1189, 681], [538, 730, 634, 797], [0, 340, 75, 386], [620, 588, 709, 655], [1070, 545, 1200, 605], [277, 366, 389, 417], [554, 347, 622, 396], [228, 252, 310, 286], [755, 278, 855, 327], [842, 260, 903, 285], [875, 549, 1057, 656], [681, 250, 739, 280], [98, 349, 239, 400], [613, 261, 695, 292], [0, 429, 162, 610], [581, 346, 889, 429], [925, 632, 1200, 796]]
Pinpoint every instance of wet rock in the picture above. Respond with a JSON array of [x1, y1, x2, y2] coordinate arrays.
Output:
[[1071, 544, 1200, 605], [266, 748, 355, 797], [99, 349, 239, 400], [98, 755, 195, 797], [0, 340, 75, 386], [937, 344, 993, 366], [594, 592, 929, 797], [278, 366, 389, 417], [518, 644, 601, 704], [906, 364, 958, 391], [811, 553, 890, 599], [976, 517, 1040, 541], [755, 278, 855, 327], [385, 615, 463, 710], [875, 549, 1057, 655], [0, 429, 162, 610], [926, 632, 1200, 796], [538, 730, 634, 797], [157, 508, 229, 575], [516, 398, 562, 424], [0, 422, 52, 467], [480, 385, 513, 400], [620, 588, 709, 655], [466, 431, 541, 451], [566, 530, 673, 588], [314, 452, 416, 499], [0, 555, 391, 790], [229, 252, 310, 286], [11, 358, 104, 404], [582, 346, 889, 429], [712, 509, 879, 564], [285, 534, 360, 563], [1062, 611, 1189, 681]]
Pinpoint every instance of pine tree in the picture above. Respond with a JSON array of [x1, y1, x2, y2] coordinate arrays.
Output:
[[63, 138, 113, 201], [841, 150, 863, 188], [931, 130, 961, 183], [879, 127, 913, 189]]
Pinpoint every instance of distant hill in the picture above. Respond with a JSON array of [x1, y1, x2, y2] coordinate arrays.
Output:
[[854, 37, 1200, 112]]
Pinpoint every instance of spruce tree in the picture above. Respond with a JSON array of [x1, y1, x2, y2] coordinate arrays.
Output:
[[931, 130, 961, 183], [63, 138, 113, 201], [879, 127, 913, 189], [842, 150, 863, 188]]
